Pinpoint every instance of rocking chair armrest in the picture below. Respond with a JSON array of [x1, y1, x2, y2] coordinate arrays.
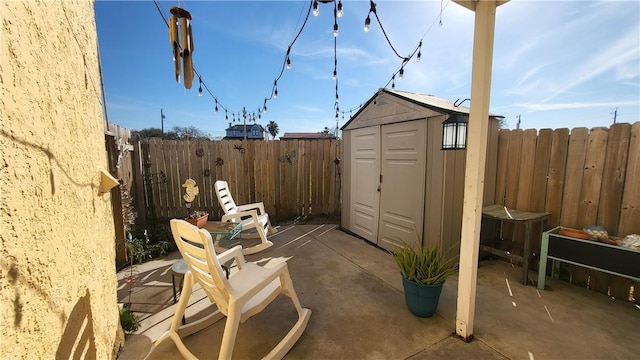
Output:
[[232, 262, 288, 302], [216, 245, 246, 267], [236, 202, 266, 215], [221, 210, 259, 223]]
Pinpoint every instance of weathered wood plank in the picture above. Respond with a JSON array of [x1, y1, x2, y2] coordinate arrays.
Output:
[[322, 140, 332, 214], [328, 139, 337, 215], [494, 129, 511, 205], [516, 129, 537, 210], [545, 128, 569, 228], [296, 140, 305, 216], [313, 140, 323, 215], [577, 127, 608, 227], [505, 129, 523, 208], [529, 129, 552, 213], [304, 140, 312, 215], [597, 123, 631, 236], [618, 122, 640, 236], [560, 128, 588, 228]]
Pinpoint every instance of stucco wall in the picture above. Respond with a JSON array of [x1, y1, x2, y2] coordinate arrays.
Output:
[[1, 1, 123, 358]]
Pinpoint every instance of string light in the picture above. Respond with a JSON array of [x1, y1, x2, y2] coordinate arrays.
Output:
[[364, 0, 375, 33], [391, 75, 395, 89], [154, 0, 447, 133], [333, 22, 339, 37]]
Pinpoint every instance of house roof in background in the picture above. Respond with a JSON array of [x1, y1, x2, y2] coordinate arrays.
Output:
[[226, 124, 265, 131], [280, 132, 337, 140]]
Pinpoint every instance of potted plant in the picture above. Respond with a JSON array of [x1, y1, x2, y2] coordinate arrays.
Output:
[[182, 178, 208, 228], [391, 242, 458, 318]]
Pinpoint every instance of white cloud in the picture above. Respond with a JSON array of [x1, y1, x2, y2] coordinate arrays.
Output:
[[542, 26, 640, 103], [515, 100, 638, 112]]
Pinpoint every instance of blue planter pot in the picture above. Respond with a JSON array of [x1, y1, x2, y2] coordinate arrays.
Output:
[[401, 277, 444, 318]]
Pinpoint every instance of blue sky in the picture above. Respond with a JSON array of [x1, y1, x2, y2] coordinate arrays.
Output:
[[95, 0, 639, 138]]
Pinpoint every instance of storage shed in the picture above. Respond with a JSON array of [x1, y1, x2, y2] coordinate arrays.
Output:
[[340, 89, 502, 258]]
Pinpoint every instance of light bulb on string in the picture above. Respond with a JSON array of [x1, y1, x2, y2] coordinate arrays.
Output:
[[198, 76, 203, 96], [364, 15, 371, 32], [417, 41, 422, 63], [392, 75, 395, 89], [334, 22, 339, 37], [335, 93, 339, 103], [214, 99, 219, 114], [286, 56, 291, 70], [274, 80, 278, 99], [399, 67, 404, 80], [263, 99, 268, 113], [313, 0, 319, 16], [337, 0, 344, 17], [225, 110, 228, 121], [333, 69, 337, 80]]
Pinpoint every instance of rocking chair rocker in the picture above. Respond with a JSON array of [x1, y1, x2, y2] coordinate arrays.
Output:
[[145, 219, 311, 360]]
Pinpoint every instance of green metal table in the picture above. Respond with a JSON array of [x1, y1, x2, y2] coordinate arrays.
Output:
[[537, 227, 640, 290]]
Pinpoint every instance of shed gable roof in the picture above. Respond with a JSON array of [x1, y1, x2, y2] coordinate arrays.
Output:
[[341, 88, 503, 131]]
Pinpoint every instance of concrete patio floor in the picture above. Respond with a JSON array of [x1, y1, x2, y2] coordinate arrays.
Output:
[[117, 224, 640, 359]]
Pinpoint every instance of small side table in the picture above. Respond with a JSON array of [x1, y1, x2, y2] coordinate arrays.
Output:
[[171, 259, 188, 324], [480, 204, 549, 285]]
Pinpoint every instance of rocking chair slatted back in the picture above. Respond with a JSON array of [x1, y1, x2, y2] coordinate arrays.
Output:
[[215, 181, 238, 215], [170, 220, 230, 311]]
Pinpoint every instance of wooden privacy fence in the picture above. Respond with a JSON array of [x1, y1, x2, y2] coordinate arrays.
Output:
[[105, 123, 134, 268], [136, 139, 342, 221], [492, 122, 639, 299]]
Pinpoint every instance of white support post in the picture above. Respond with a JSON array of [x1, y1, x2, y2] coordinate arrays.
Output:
[[453, 0, 506, 341]]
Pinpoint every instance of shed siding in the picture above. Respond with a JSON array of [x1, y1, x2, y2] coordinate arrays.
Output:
[[341, 89, 499, 260]]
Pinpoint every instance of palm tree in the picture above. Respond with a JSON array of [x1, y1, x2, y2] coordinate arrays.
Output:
[[267, 121, 279, 140]]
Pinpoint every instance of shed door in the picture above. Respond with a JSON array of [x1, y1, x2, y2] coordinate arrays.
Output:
[[377, 120, 427, 252], [349, 126, 381, 242]]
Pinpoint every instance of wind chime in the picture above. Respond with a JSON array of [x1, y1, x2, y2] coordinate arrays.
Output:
[[169, 7, 194, 89]]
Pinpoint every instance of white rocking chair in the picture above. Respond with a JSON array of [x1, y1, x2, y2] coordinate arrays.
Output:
[[145, 219, 311, 360], [214, 180, 276, 255]]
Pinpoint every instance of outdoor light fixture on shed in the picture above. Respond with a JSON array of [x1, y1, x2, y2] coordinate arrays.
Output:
[[442, 112, 468, 150]]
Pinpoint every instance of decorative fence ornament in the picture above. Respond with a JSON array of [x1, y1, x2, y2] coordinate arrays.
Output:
[[169, 7, 194, 89]]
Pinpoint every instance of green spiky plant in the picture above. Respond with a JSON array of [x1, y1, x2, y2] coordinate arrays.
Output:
[[391, 242, 458, 285]]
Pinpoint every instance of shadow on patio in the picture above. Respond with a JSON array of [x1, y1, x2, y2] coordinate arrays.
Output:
[[117, 224, 639, 359]]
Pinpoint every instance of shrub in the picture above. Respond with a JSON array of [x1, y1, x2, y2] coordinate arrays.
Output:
[[119, 306, 140, 334]]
